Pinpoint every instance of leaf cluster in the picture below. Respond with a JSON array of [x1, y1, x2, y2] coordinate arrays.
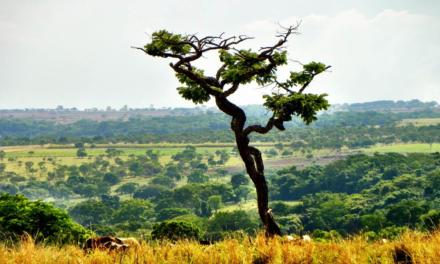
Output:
[[176, 68, 211, 104], [144, 30, 191, 57], [264, 92, 329, 125]]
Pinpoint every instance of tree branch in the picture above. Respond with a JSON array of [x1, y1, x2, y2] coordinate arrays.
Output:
[[223, 83, 239, 97], [259, 24, 299, 57], [244, 117, 275, 136], [170, 64, 222, 96], [298, 65, 331, 93]]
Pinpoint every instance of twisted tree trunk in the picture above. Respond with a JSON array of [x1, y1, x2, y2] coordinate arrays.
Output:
[[216, 95, 282, 236]]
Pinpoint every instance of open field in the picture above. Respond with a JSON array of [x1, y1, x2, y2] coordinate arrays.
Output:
[[362, 143, 440, 153], [1, 231, 439, 264], [2, 142, 439, 178], [0, 144, 340, 176], [399, 117, 440, 126]]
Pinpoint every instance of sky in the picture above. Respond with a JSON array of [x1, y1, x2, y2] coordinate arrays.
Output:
[[0, 0, 439, 109]]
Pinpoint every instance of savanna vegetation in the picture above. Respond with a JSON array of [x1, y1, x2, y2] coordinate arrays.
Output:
[[0, 32, 439, 260], [1, 101, 440, 262]]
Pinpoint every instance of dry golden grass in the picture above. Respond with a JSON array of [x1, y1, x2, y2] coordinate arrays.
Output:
[[1, 231, 440, 264]]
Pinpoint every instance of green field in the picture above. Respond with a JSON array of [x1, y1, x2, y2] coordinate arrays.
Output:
[[0, 143, 334, 176], [3, 142, 439, 179], [363, 143, 440, 153]]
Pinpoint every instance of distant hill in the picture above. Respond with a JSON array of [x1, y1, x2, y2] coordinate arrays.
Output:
[[0, 100, 437, 124], [335, 99, 439, 112], [0, 107, 210, 124]]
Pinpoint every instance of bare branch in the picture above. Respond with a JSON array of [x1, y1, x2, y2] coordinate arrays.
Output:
[[259, 24, 300, 57]]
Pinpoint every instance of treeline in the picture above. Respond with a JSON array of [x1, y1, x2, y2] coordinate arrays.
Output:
[[342, 99, 438, 112], [1, 109, 440, 146]]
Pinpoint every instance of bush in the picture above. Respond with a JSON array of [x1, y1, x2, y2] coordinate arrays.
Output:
[[0, 194, 91, 244], [312, 229, 342, 242], [103, 172, 121, 185], [157, 208, 192, 221], [115, 182, 138, 195], [208, 210, 259, 234], [151, 221, 201, 241]]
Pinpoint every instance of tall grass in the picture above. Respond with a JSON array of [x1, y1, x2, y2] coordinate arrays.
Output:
[[1, 231, 440, 263]]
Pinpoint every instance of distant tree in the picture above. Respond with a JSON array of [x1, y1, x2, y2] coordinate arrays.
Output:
[[208, 210, 258, 234], [230, 173, 249, 189], [111, 199, 153, 224], [105, 148, 123, 157], [69, 199, 110, 227], [146, 149, 159, 161], [133, 184, 168, 199], [0, 150, 5, 161], [100, 194, 120, 209], [115, 182, 139, 195], [164, 164, 182, 180], [234, 185, 252, 202], [103, 172, 121, 185], [76, 147, 87, 158], [208, 195, 222, 213], [151, 176, 175, 188], [138, 26, 330, 236], [74, 142, 84, 148], [24, 161, 34, 174], [188, 171, 209, 183], [157, 208, 192, 221]]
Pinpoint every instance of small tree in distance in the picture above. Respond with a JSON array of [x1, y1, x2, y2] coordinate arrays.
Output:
[[136, 25, 330, 236]]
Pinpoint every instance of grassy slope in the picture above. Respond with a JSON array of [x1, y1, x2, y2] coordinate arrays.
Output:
[[1, 231, 439, 263]]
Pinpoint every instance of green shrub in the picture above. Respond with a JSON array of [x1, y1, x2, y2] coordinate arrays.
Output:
[[157, 208, 192, 221], [151, 220, 201, 241], [0, 194, 91, 244], [208, 210, 259, 234]]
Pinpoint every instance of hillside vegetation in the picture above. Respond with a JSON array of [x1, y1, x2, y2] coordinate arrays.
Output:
[[1, 101, 440, 262]]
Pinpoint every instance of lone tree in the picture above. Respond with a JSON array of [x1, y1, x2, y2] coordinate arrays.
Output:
[[136, 25, 330, 236]]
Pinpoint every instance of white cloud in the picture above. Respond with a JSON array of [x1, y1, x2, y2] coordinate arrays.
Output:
[[0, 2, 439, 109], [241, 9, 440, 104]]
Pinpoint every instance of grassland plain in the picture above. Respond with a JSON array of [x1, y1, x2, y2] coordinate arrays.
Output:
[[1, 231, 439, 264], [4, 142, 439, 177], [362, 143, 440, 153], [0, 144, 336, 176]]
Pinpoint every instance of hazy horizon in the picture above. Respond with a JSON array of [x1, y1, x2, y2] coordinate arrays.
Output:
[[0, 98, 437, 111], [1, 0, 439, 109]]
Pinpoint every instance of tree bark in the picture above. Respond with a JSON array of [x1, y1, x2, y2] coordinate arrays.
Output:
[[215, 95, 282, 236]]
